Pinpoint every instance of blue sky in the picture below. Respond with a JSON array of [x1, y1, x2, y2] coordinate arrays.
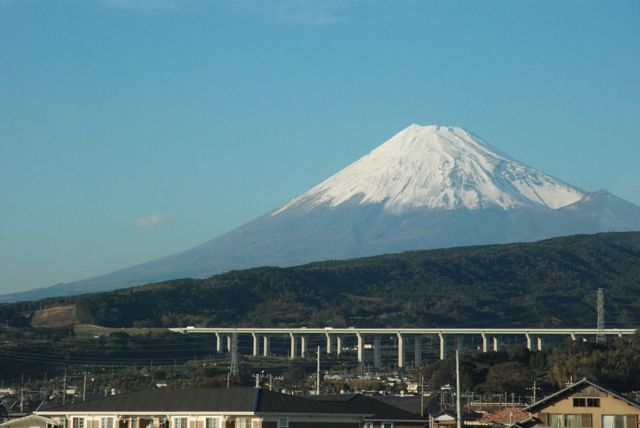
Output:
[[1, 0, 639, 294]]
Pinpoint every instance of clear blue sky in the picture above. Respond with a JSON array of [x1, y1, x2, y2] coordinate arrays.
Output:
[[1, 0, 639, 294]]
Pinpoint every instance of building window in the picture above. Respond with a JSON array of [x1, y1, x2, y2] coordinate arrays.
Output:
[[573, 397, 600, 407], [173, 418, 188, 428], [205, 419, 219, 428], [72, 419, 85, 428], [278, 418, 288, 428], [236, 419, 250, 428], [586, 398, 600, 407], [565, 415, 582, 428], [101, 418, 114, 428], [251, 421, 260, 428], [549, 414, 562, 428], [602, 416, 626, 428]]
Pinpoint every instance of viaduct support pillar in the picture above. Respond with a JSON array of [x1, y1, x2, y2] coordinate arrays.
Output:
[[336, 336, 342, 356], [289, 333, 297, 359], [215, 333, 222, 354], [439, 333, 446, 360], [252, 333, 258, 357], [325, 333, 332, 354], [263, 336, 270, 357], [301, 336, 308, 358], [526, 333, 532, 350], [493, 337, 498, 352], [414, 336, 422, 368], [226, 335, 232, 353], [537, 337, 543, 351], [481, 333, 488, 353], [397, 333, 405, 368], [356, 333, 364, 365], [374, 336, 382, 368]]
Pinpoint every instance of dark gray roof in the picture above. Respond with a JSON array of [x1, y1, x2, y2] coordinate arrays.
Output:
[[313, 394, 428, 421], [525, 378, 640, 412], [40, 388, 365, 416], [42, 388, 257, 413], [369, 395, 441, 417], [256, 389, 362, 414]]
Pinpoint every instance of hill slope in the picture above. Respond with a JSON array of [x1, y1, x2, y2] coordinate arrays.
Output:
[[4, 125, 640, 303], [11, 231, 637, 330]]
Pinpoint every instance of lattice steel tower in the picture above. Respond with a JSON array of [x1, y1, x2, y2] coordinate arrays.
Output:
[[596, 288, 605, 343], [230, 330, 239, 377]]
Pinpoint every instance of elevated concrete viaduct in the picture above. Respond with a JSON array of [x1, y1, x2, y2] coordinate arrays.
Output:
[[171, 327, 636, 368]]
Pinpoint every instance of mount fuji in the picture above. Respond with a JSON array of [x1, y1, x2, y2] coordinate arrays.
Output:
[[4, 124, 640, 302]]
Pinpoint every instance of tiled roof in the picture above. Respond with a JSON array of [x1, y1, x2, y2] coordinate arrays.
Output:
[[370, 395, 442, 416], [256, 390, 362, 414], [477, 407, 529, 424], [313, 394, 427, 420], [41, 388, 257, 413], [39, 388, 365, 416]]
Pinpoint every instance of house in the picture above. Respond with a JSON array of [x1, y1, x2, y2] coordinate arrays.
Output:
[[313, 394, 428, 427], [0, 414, 55, 428], [524, 378, 640, 428], [431, 410, 481, 428], [36, 387, 372, 428]]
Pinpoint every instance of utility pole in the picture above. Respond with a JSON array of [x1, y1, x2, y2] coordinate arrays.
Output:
[[316, 346, 321, 395], [20, 373, 24, 413], [597, 288, 605, 343], [420, 375, 425, 418], [62, 369, 67, 406], [83, 371, 87, 402], [456, 350, 462, 428]]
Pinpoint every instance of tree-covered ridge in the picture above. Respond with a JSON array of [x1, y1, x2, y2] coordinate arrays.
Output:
[[5, 232, 640, 329]]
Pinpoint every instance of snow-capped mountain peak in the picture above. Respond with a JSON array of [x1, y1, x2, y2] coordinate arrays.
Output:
[[274, 124, 586, 215]]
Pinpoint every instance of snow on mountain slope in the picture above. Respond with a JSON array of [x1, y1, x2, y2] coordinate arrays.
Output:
[[274, 125, 585, 214]]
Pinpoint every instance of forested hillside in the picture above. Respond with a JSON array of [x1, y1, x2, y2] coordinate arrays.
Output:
[[5, 232, 639, 330]]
